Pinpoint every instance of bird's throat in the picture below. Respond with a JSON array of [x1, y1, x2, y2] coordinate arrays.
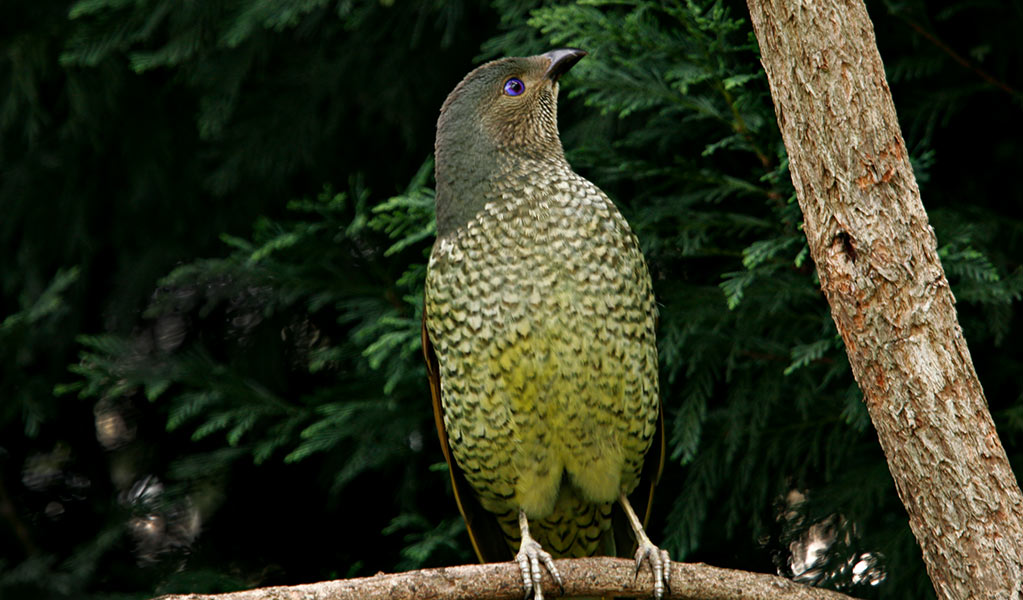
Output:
[[435, 148, 565, 240]]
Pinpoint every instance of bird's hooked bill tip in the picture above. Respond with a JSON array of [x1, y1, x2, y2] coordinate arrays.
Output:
[[542, 48, 587, 82]]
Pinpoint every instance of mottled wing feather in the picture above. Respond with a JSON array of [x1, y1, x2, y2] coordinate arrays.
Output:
[[613, 398, 665, 556], [643, 400, 667, 525], [422, 312, 512, 563]]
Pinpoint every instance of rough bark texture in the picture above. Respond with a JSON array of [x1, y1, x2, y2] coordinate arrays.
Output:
[[152, 557, 856, 600], [745, 1, 1023, 599]]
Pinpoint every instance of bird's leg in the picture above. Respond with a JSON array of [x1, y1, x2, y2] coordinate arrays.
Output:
[[619, 493, 671, 600], [514, 509, 563, 600]]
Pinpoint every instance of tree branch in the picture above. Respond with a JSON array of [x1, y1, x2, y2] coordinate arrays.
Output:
[[900, 18, 1021, 99], [153, 558, 857, 600]]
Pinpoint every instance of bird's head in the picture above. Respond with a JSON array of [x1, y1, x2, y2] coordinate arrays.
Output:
[[434, 49, 586, 236]]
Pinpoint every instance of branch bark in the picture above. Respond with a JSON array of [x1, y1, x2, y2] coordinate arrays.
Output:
[[744, 1, 1023, 599], [153, 558, 857, 600]]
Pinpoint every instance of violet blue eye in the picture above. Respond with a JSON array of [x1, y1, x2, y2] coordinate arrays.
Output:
[[503, 77, 525, 96]]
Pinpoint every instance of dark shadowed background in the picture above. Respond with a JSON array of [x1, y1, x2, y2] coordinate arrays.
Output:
[[2, 1, 1021, 598]]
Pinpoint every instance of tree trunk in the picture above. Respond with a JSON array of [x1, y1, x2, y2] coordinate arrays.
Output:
[[744, 1, 1023, 598]]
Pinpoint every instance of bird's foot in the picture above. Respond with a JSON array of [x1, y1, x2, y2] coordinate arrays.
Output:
[[515, 511, 563, 600], [632, 536, 671, 600], [619, 493, 671, 599]]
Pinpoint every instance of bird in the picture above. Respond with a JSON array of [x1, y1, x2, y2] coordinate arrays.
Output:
[[422, 48, 669, 600]]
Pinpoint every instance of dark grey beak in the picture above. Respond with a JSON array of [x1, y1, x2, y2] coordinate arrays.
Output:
[[543, 48, 587, 82]]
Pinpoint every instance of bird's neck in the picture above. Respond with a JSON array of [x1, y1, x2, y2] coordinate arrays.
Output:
[[435, 145, 569, 239]]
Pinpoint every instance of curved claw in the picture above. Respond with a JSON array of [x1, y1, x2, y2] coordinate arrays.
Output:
[[515, 510, 563, 600], [620, 493, 671, 599], [515, 536, 562, 600], [633, 540, 671, 600]]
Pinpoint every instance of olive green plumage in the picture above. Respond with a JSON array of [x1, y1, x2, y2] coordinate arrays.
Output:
[[423, 49, 666, 596]]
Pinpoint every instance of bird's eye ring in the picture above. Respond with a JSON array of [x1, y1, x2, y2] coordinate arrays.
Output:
[[503, 78, 525, 96]]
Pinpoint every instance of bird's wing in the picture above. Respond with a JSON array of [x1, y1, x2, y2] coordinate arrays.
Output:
[[422, 311, 512, 563], [613, 398, 666, 556]]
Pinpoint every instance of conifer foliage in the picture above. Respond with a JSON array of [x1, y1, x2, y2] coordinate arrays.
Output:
[[1, 1, 1020, 599]]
